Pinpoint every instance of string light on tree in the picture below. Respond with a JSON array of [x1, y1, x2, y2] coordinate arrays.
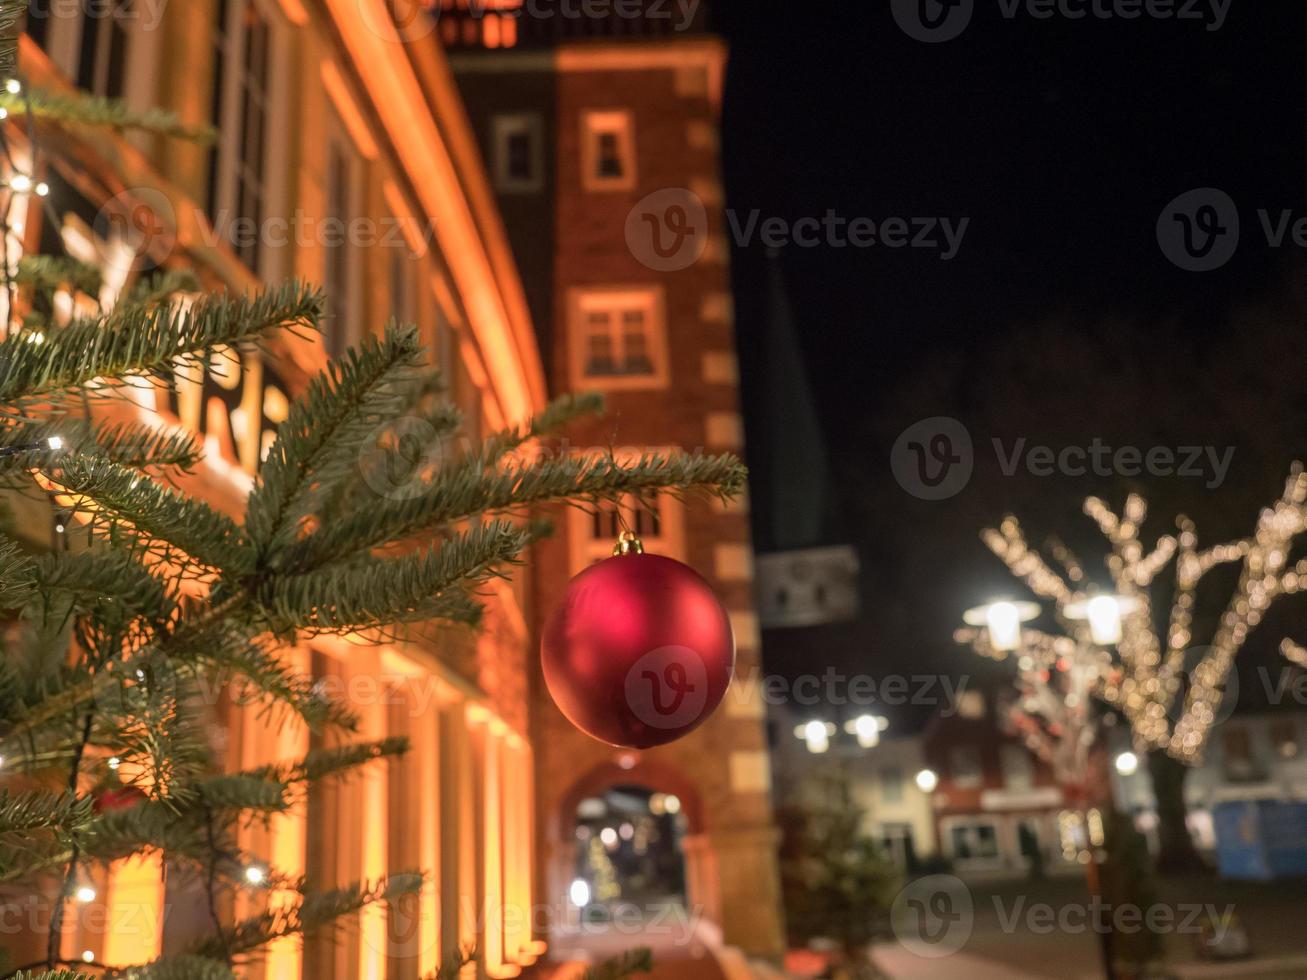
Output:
[[958, 466, 1307, 774]]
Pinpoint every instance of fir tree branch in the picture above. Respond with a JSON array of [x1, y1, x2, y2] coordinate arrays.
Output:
[[245, 737, 409, 787], [0, 0, 20, 80], [187, 874, 424, 958], [187, 631, 357, 730], [0, 533, 34, 608], [14, 255, 103, 298], [32, 550, 175, 626], [260, 521, 530, 634], [0, 419, 200, 475], [481, 391, 605, 462], [584, 948, 654, 980], [0, 282, 322, 401], [104, 956, 235, 980], [245, 324, 425, 560], [0, 790, 90, 841], [292, 450, 746, 570], [43, 457, 249, 573], [0, 88, 214, 141]]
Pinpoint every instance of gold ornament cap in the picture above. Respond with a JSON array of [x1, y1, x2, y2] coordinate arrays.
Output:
[[612, 531, 644, 556]]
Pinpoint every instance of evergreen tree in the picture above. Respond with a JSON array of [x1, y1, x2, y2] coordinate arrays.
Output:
[[0, 71, 742, 978]]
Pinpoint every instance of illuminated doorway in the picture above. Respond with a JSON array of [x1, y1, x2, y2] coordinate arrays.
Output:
[[569, 785, 688, 921]]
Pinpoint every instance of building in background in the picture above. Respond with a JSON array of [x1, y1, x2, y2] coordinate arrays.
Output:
[[1109, 708, 1307, 858], [770, 704, 937, 871], [12, 3, 544, 976], [440, 1, 787, 960]]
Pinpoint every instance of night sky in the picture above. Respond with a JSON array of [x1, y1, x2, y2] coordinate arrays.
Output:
[[713, 2, 1307, 722]]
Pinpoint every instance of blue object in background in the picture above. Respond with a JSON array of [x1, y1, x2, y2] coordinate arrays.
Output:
[[1213, 800, 1307, 880]]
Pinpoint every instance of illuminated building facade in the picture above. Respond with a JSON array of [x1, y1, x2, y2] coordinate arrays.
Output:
[[441, 1, 787, 959], [10, 3, 545, 977]]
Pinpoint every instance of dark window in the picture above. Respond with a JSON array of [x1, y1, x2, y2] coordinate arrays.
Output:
[[76, 0, 131, 98], [323, 140, 352, 356], [505, 130, 533, 182], [596, 131, 624, 179]]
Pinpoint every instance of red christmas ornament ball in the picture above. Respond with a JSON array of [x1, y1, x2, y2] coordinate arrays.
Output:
[[542, 548, 735, 749], [94, 784, 148, 813]]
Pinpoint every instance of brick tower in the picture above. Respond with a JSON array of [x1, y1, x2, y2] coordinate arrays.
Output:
[[440, 2, 786, 960]]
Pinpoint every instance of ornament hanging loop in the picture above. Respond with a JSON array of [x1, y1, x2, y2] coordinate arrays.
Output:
[[612, 531, 644, 556]]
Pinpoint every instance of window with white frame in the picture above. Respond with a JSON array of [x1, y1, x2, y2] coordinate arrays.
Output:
[[570, 484, 683, 572], [580, 110, 635, 191], [208, 0, 283, 274], [568, 287, 668, 391], [491, 113, 543, 194], [322, 119, 365, 357], [948, 821, 1000, 861]]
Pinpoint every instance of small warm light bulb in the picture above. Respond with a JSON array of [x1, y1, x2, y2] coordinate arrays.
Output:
[[244, 865, 266, 885], [35, 181, 48, 197], [54, 524, 65, 534], [0, 108, 8, 120], [46, 435, 63, 451], [6, 79, 21, 95], [915, 768, 939, 793], [662, 794, 681, 815], [107, 756, 121, 770], [81, 950, 94, 963], [75, 885, 97, 903], [9, 173, 31, 193], [1114, 751, 1139, 776]]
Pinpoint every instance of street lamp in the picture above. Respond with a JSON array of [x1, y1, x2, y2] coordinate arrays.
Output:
[[795, 720, 835, 754], [845, 713, 888, 748], [915, 768, 939, 793], [963, 599, 1040, 652], [1065, 593, 1139, 646]]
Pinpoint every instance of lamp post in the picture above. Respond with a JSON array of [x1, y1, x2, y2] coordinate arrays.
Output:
[[959, 596, 1132, 980]]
